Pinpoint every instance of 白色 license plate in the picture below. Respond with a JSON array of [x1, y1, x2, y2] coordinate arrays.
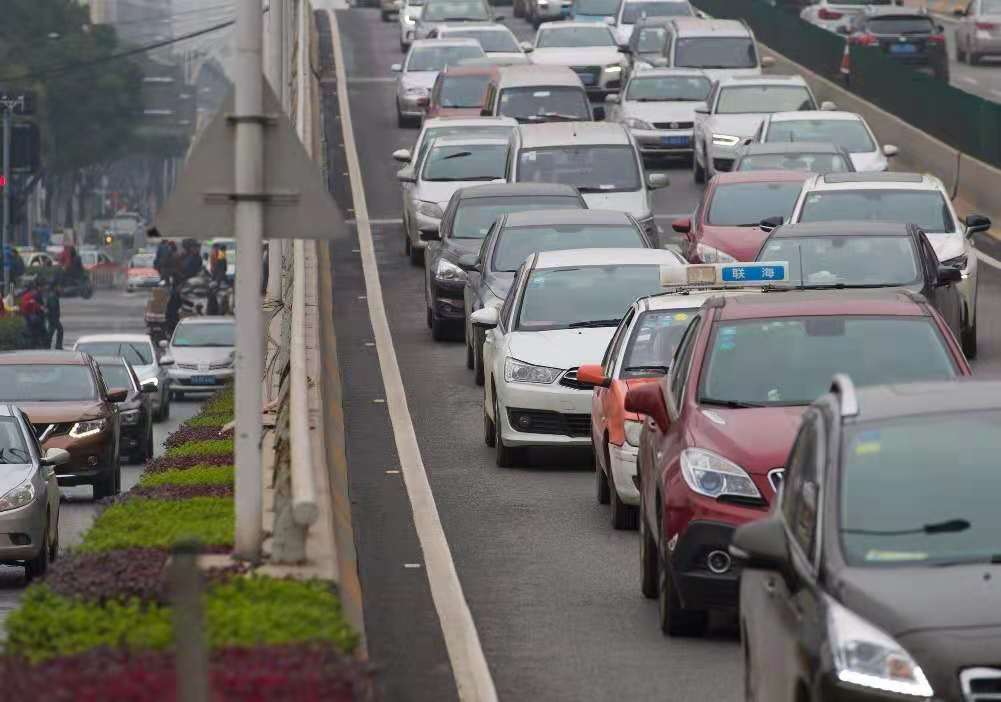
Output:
[[190, 376, 216, 386]]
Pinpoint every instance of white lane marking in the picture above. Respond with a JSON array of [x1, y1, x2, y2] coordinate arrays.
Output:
[[348, 77, 398, 84], [347, 217, 404, 225], [976, 248, 1001, 271], [327, 10, 499, 702], [960, 76, 980, 86]]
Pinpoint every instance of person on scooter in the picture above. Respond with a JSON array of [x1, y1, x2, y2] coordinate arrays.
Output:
[[45, 283, 62, 350], [19, 282, 47, 348]]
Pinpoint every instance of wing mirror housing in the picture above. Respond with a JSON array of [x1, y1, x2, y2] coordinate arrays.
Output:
[[671, 217, 691, 234], [694, 104, 709, 115], [820, 100, 838, 111], [592, 104, 606, 121], [141, 380, 159, 394], [107, 388, 128, 403], [457, 253, 480, 271], [759, 215, 784, 232], [520, 41, 534, 52], [937, 265, 963, 286], [730, 518, 791, 574], [42, 447, 71, 467], [158, 339, 169, 350], [605, 93, 620, 104], [397, 167, 416, 183], [760, 55, 776, 68], [965, 213, 991, 236], [391, 63, 403, 72], [624, 383, 669, 432], [392, 148, 412, 163], [470, 306, 499, 329], [419, 225, 440, 241], [882, 144, 899, 157], [618, 45, 632, 54], [159, 354, 174, 366], [577, 364, 610, 388], [647, 173, 669, 190]]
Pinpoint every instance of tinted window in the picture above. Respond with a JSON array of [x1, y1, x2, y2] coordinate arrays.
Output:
[[737, 152, 851, 173], [621, 309, 694, 377], [576, 0, 621, 14], [517, 145, 641, 192], [407, 44, 485, 71], [758, 236, 920, 287], [423, 0, 491, 20], [98, 363, 135, 392], [674, 37, 756, 69], [0, 417, 29, 465], [865, 16, 935, 33], [765, 119, 874, 152], [448, 29, 519, 52], [798, 190, 956, 233], [622, 1, 692, 22], [452, 195, 584, 239], [516, 265, 663, 330], [716, 86, 815, 114], [0, 365, 98, 402], [635, 27, 669, 53], [707, 182, 803, 226], [422, 144, 508, 181], [499, 87, 591, 122], [438, 75, 491, 107], [668, 316, 700, 408], [420, 125, 515, 148], [537, 26, 616, 47], [76, 341, 154, 366], [699, 317, 957, 406], [841, 412, 1001, 567], [172, 323, 235, 348], [493, 224, 646, 271], [626, 75, 711, 101]]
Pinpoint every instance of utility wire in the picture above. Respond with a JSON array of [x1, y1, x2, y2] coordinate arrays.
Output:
[[108, 3, 235, 28]]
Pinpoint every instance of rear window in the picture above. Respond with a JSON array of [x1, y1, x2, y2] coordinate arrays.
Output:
[[575, 0, 621, 15], [492, 223, 645, 271], [422, 0, 491, 20], [516, 145, 641, 193], [537, 25, 617, 47], [765, 119, 874, 153], [798, 190, 955, 233], [452, 195, 584, 239], [716, 85, 815, 114], [626, 75, 710, 101], [448, 29, 519, 53], [407, 44, 485, 71], [707, 182, 803, 226], [438, 75, 491, 108], [737, 152, 852, 173], [498, 87, 591, 122], [674, 37, 756, 69], [864, 16, 936, 34], [621, 1, 692, 23], [757, 235, 921, 287]]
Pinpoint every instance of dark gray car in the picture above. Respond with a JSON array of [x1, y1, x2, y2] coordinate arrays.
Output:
[[462, 208, 656, 383]]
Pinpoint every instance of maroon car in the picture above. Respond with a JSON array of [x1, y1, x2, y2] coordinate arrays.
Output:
[[625, 289, 971, 638], [426, 64, 500, 120], [671, 170, 808, 263]]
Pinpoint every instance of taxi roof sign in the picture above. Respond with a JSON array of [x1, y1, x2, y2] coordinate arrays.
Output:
[[661, 261, 790, 288]]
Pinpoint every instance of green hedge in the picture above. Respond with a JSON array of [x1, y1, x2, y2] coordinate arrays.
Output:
[[0, 316, 27, 352], [78, 497, 234, 552], [140, 465, 235, 487]]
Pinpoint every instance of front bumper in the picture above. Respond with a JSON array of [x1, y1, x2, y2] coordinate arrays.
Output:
[[408, 209, 442, 249], [609, 442, 639, 504], [632, 128, 695, 156], [127, 277, 161, 290], [431, 279, 466, 320], [120, 419, 147, 455], [168, 367, 235, 393], [0, 498, 47, 563], [496, 378, 592, 448], [707, 143, 739, 174], [669, 519, 741, 611], [397, 92, 428, 119], [44, 430, 116, 487]]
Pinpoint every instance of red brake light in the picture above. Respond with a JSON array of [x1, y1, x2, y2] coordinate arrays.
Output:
[[851, 32, 878, 46], [975, 21, 997, 30], [818, 7, 843, 20], [927, 33, 946, 44]]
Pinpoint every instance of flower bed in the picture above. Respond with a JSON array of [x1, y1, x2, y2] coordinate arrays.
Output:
[[1, 385, 370, 699]]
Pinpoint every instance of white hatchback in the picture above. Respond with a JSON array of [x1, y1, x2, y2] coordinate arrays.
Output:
[[752, 110, 897, 173]]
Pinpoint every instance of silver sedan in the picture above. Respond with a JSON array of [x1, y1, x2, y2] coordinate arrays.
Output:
[[955, 0, 1001, 63], [392, 39, 485, 127]]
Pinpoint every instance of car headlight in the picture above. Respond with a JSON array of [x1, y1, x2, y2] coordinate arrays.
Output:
[[69, 419, 107, 439], [0, 480, 35, 513], [711, 133, 741, 147], [679, 448, 761, 500], [416, 201, 443, 219], [504, 357, 563, 384], [404, 86, 429, 96], [624, 419, 643, 447], [695, 243, 736, 264], [121, 409, 141, 427], [624, 117, 654, 131], [942, 253, 968, 270], [603, 64, 622, 75], [827, 597, 934, 698], [435, 258, 467, 282]]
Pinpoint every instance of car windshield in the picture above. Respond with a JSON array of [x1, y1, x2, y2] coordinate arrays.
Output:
[[758, 236, 920, 287], [626, 75, 710, 101], [716, 86, 814, 114], [76, 341, 153, 366], [699, 316, 956, 406], [765, 119, 875, 152], [635, 27, 669, 52], [418, 125, 515, 155], [576, 0, 621, 15], [498, 87, 591, 122], [452, 195, 584, 239], [98, 363, 134, 392], [517, 145, 641, 192], [707, 182, 803, 226], [130, 253, 155, 268], [798, 190, 956, 233], [422, 143, 507, 181], [438, 75, 491, 107], [622, 1, 691, 22], [865, 16, 935, 33], [422, 0, 491, 20], [620, 309, 693, 377], [493, 224, 645, 270], [674, 37, 756, 68], [0, 365, 98, 402], [0, 417, 29, 465], [516, 265, 664, 330], [449, 29, 519, 52], [172, 323, 235, 348], [537, 26, 616, 47], [737, 152, 852, 173], [407, 44, 485, 71], [841, 412, 1001, 567]]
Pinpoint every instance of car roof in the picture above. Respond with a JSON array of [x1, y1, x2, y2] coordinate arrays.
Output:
[[846, 380, 1001, 423], [714, 289, 928, 321], [516, 121, 630, 147], [176, 316, 235, 326], [539, 20, 614, 29], [503, 209, 632, 226], [0, 350, 91, 365], [712, 169, 812, 184], [442, 63, 501, 77], [534, 248, 683, 268], [75, 333, 154, 344], [496, 65, 583, 88], [767, 110, 862, 122], [427, 136, 511, 148], [670, 17, 750, 37], [768, 221, 912, 238], [805, 171, 942, 191], [422, 116, 517, 128], [410, 38, 483, 50], [716, 74, 809, 88], [627, 67, 708, 79], [739, 141, 846, 156], [454, 182, 581, 198]]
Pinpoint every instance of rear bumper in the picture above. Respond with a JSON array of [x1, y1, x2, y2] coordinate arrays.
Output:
[[609, 442, 639, 504], [632, 129, 695, 156]]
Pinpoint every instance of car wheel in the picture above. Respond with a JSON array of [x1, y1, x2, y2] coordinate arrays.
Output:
[[595, 441, 610, 505], [397, 105, 407, 128], [426, 302, 433, 329], [484, 386, 497, 447], [494, 394, 521, 467], [473, 328, 485, 386], [465, 328, 475, 369], [639, 497, 658, 598], [693, 148, 706, 184], [970, 49, 981, 65], [145, 426, 155, 461], [514, 0, 524, 17], [962, 316, 978, 359], [93, 461, 120, 500], [658, 538, 708, 637], [431, 313, 450, 341], [159, 394, 171, 421], [409, 242, 424, 266], [24, 523, 49, 581], [381, 9, 391, 20], [608, 449, 638, 530], [49, 517, 59, 562]]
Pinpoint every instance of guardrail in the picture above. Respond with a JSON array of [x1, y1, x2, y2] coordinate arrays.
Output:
[[289, 238, 319, 529]]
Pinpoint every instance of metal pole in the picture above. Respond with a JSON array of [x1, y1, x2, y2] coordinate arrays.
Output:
[[169, 541, 209, 702], [266, 0, 285, 302], [233, 0, 265, 561], [2, 110, 11, 290]]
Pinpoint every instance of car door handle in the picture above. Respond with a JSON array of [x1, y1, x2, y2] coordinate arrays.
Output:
[[763, 577, 778, 597]]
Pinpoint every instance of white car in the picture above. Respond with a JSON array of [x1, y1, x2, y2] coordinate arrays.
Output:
[[789, 171, 993, 358], [392, 115, 518, 168], [752, 111, 897, 173], [164, 317, 235, 399], [528, 22, 624, 98], [398, 136, 509, 263], [392, 39, 486, 127], [426, 23, 527, 63], [472, 248, 685, 466], [399, 0, 426, 51], [612, 0, 697, 46], [73, 333, 174, 421], [800, 0, 896, 32]]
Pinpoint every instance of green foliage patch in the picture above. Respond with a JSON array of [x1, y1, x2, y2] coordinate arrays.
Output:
[[165, 438, 234, 459], [78, 498, 234, 553], [140, 465, 235, 487]]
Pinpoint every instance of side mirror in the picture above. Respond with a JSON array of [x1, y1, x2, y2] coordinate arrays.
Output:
[[760, 55, 775, 68], [730, 518, 790, 572], [618, 45, 632, 54], [696, 10, 707, 18], [965, 213, 992, 235], [520, 41, 534, 52], [592, 105, 606, 121], [494, 14, 506, 20], [650, 57, 668, 68], [419, 225, 440, 241], [759, 215, 784, 232], [141, 380, 159, 394], [42, 447, 71, 467], [470, 305, 499, 329], [624, 383, 669, 432], [882, 144, 899, 157], [671, 217, 692, 234], [392, 148, 412, 163], [480, 107, 492, 117], [107, 388, 128, 403], [397, 167, 416, 183], [605, 93, 620, 104], [416, 96, 429, 107], [694, 104, 709, 115], [577, 364, 610, 388], [646, 173, 669, 190], [457, 253, 480, 271], [158, 339, 169, 350], [937, 265, 963, 286], [820, 100, 837, 111], [391, 63, 403, 72], [159, 354, 174, 366]]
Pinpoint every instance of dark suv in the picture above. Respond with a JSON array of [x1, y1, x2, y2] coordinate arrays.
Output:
[[735, 377, 1001, 702], [844, 11, 949, 81]]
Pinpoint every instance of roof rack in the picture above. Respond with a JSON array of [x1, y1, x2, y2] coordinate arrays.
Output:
[[830, 374, 858, 417]]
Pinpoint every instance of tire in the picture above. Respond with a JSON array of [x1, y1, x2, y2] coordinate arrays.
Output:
[[970, 50, 981, 65], [24, 523, 49, 581], [431, 314, 450, 341], [514, 0, 524, 17], [465, 330, 475, 369], [81, 287, 93, 300], [409, 242, 424, 266], [157, 394, 171, 422], [397, 107, 407, 128], [426, 303, 433, 329], [962, 317, 978, 359], [145, 426, 155, 461], [608, 449, 639, 530], [956, 43, 967, 63], [473, 328, 485, 386], [658, 540, 708, 637], [484, 387, 497, 447], [639, 498, 658, 598], [381, 9, 391, 20], [494, 394, 521, 467], [93, 462, 120, 500], [405, 226, 412, 257], [693, 148, 706, 184], [49, 518, 59, 563], [595, 442, 610, 505]]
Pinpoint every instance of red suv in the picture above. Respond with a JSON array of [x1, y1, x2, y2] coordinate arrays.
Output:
[[672, 170, 808, 263], [625, 289, 971, 637]]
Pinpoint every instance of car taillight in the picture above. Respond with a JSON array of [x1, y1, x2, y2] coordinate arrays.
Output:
[[818, 7, 843, 20], [975, 21, 997, 30], [851, 32, 878, 46], [927, 33, 945, 44]]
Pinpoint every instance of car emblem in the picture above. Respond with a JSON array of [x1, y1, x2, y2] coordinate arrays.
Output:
[[898, 36, 906, 42], [198, 362, 210, 372], [669, 122, 679, 129]]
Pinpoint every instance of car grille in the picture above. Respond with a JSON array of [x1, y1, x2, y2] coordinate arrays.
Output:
[[653, 121, 694, 130], [32, 423, 74, 440], [558, 368, 592, 391], [208, 360, 232, 370], [507, 408, 591, 437], [767, 468, 785, 494], [176, 362, 198, 370], [961, 668, 1001, 702], [570, 65, 601, 87]]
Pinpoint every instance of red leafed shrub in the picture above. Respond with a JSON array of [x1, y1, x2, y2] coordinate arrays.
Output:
[[164, 425, 232, 449], [46, 549, 168, 604], [131, 484, 234, 500], [144, 453, 234, 473], [0, 646, 374, 702]]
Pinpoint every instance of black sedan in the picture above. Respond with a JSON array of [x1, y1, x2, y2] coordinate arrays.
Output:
[[96, 356, 156, 463], [734, 377, 1001, 702], [843, 11, 950, 81]]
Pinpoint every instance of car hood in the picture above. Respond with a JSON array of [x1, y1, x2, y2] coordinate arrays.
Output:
[[698, 67, 762, 82], [401, 71, 438, 91], [485, 51, 529, 63], [168, 346, 234, 364], [623, 101, 698, 124], [440, 238, 483, 262], [16, 400, 107, 424], [0, 465, 34, 497], [701, 224, 771, 261], [925, 232, 965, 262], [848, 150, 888, 172], [418, 180, 506, 211], [530, 46, 621, 67], [580, 190, 648, 218], [706, 113, 769, 138], [690, 404, 806, 478], [506, 327, 616, 369]]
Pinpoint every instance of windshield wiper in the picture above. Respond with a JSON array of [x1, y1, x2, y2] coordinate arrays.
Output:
[[520, 112, 584, 123], [623, 365, 669, 375], [931, 553, 1001, 567], [843, 518, 971, 536], [442, 151, 473, 160], [576, 185, 624, 193], [427, 176, 499, 182], [700, 398, 767, 408], [568, 318, 621, 328]]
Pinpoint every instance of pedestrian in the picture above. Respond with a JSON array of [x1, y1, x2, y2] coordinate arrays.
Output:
[[45, 283, 62, 350], [161, 241, 179, 286], [211, 243, 228, 283], [19, 282, 46, 348], [154, 238, 170, 277], [180, 240, 203, 281]]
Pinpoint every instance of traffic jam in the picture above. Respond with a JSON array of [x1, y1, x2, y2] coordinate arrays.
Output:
[[379, 0, 1001, 698]]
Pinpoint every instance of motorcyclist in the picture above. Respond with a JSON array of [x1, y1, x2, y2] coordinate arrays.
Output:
[[19, 282, 47, 348]]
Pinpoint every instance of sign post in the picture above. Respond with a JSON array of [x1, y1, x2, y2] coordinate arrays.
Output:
[[0, 90, 35, 291]]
